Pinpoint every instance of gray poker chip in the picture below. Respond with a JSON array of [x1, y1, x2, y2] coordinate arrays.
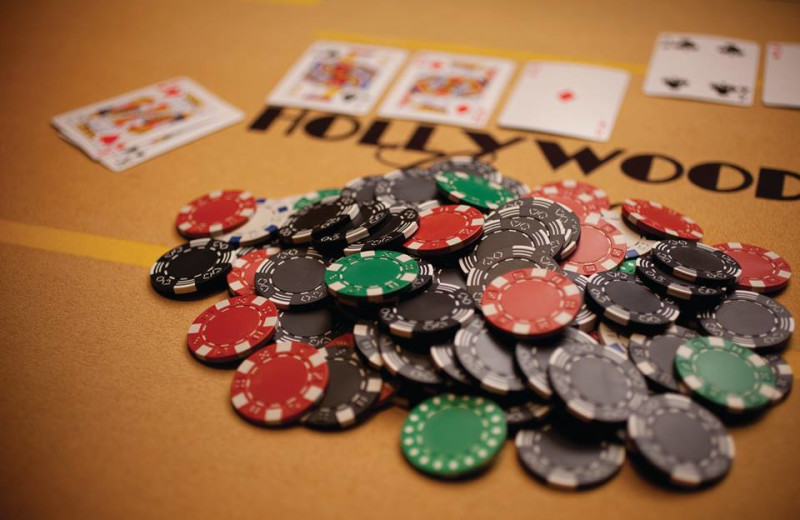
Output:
[[428, 156, 502, 182], [254, 248, 329, 309], [273, 307, 350, 347], [585, 271, 680, 333], [514, 328, 598, 399], [453, 318, 527, 394], [302, 345, 383, 430], [762, 354, 793, 403], [627, 324, 697, 392], [698, 290, 794, 350], [278, 195, 360, 244], [635, 256, 728, 304], [374, 168, 439, 209], [352, 321, 384, 369], [502, 197, 581, 259], [430, 341, 475, 387], [458, 219, 551, 274], [379, 283, 475, 339], [627, 393, 734, 488], [563, 271, 599, 332], [515, 424, 625, 489], [378, 333, 443, 386], [651, 240, 741, 286], [548, 342, 649, 424]]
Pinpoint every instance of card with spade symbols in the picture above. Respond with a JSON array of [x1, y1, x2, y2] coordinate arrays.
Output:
[[378, 51, 515, 128], [497, 61, 630, 142], [643, 33, 759, 106], [267, 40, 407, 116]]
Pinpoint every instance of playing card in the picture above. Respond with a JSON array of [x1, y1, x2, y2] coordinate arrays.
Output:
[[643, 33, 759, 106], [497, 61, 630, 142], [98, 109, 244, 172], [267, 40, 407, 116], [763, 42, 800, 108], [52, 77, 242, 159], [378, 52, 515, 128]]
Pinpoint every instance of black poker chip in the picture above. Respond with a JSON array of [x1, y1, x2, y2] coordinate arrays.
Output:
[[562, 271, 599, 332], [374, 168, 440, 209], [303, 345, 382, 430], [343, 206, 419, 255], [378, 333, 443, 385], [436, 266, 467, 291], [406, 259, 435, 298], [514, 328, 598, 399], [465, 246, 560, 305], [340, 175, 383, 204], [352, 320, 384, 369], [430, 338, 476, 387], [506, 197, 581, 259], [498, 175, 531, 197], [379, 283, 475, 340], [498, 394, 551, 432], [278, 195, 360, 244], [586, 271, 680, 333], [548, 342, 649, 424], [485, 204, 566, 254], [635, 256, 728, 306], [698, 290, 794, 350], [453, 317, 527, 394], [651, 240, 742, 287], [429, 156, 502, 182], [515, 424, 626, 489], [627, 393, 734, 488], [254, 248, 328, 309], [458, 220, 551, 274], [150, 238, 234, 296], [628, 324, 697, 392], [312, 201, 390, 254], [273, 306, 351, 347], [763, 354, 793, 403]]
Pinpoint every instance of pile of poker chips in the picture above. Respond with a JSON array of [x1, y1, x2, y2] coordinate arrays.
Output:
[[149, 156, 795, 489]]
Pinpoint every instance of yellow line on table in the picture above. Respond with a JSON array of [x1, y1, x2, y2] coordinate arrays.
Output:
[[235, 0, 319, 5], [316, 30, 649, 75], [0, 220, 169, 269]]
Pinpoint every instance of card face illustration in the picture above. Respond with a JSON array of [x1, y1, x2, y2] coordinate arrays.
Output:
[[267, 40, 408, 116], [378, 51, 515, 128], [763, 42, 800, 108], [643, 33, 759, 106], [498, 61, 630, 142], [51, 77, 239, 159]]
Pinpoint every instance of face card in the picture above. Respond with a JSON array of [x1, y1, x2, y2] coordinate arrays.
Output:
[[497, 62, 630, 142], [763, 42, 800, 108], [643, 33, 759, 106], [378, 52, 515, 128], [98, 108, 243, 172], [267, 40, 407, 116], [52, 77, 242, 159]]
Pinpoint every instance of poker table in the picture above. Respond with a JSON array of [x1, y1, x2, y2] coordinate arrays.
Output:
[[1, 0, 799, 518]]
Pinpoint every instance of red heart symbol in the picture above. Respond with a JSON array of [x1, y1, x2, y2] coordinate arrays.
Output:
[[101, 134, 119, 145], [456, 104, 469, 113]]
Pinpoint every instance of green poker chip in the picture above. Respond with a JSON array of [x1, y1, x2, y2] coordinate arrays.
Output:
[[401, 394, 507, 479], [675, 336, 777, 414], [293, 188, 341, 210], [617, 258, 637, 274], [325, 250, 420, 302], [434, 170, 514, 211]]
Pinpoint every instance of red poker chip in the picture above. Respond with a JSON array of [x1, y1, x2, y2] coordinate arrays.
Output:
[[227, 247, 281, 296], [176, 190, 257, 238], [481, 268, 582, 338], [187, 295, 278, 363], [712, 242, 792, 293], [403, 204, 484, 256], [560, 214, 626, 275], [531, 180, 609, 213], [622, 198, 703, 241], [230, 341, 329, 425]]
